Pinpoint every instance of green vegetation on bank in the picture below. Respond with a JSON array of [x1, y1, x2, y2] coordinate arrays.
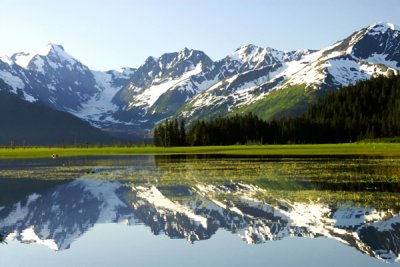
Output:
[[1, 143, 400, 159]]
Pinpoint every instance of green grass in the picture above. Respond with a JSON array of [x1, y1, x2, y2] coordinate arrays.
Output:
[[1, 143, 400, 159], [238, 84, 315, 121]]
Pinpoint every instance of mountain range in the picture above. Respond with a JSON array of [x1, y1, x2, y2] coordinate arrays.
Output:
[[0, 22, 399, 141]]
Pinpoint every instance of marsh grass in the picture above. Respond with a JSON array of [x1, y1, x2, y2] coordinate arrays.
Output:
[[1, 153, 400, 210], [1, 143, 400, 159]]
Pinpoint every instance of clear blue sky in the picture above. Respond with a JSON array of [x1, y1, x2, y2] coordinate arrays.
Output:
[[1, 0, 399, 70]]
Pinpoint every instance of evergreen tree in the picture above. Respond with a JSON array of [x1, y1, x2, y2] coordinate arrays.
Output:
[[154, 75, 400, 146]]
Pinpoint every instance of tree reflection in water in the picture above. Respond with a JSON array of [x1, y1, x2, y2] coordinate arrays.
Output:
[[0, 231, 7, 244]]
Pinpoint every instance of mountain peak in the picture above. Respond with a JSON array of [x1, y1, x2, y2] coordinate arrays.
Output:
[[10, 43, 76, 69], [46, 43, 65, 53], [144, 56, 158, 64], [40, 43, 65, 54], [180, 47, 190, 53], [234, 44, 262, 54], [368, 22, 400, 32], [230, 44, 261, 61], [178, 47, 211, 62], [230, 44, 283, 65], [340, 22, 400, 64], [177, 47, 193, 59], [20, 43, 65, 59], [236, 44, 258, 50], [367, 22, 400, 35]]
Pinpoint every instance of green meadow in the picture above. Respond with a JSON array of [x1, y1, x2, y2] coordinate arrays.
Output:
[[0, 143, 400, 159]]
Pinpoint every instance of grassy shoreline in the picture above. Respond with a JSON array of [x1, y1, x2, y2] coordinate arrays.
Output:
[[0, 143, 400, 159]]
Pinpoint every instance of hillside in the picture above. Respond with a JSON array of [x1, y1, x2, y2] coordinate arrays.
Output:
[[0, 83, 113, 145]]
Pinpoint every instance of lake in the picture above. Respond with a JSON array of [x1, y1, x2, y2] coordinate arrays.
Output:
[[0, 155, 399, 266]]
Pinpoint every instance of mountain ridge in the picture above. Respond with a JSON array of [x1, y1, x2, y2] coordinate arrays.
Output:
[[0, 22, 399, 137]]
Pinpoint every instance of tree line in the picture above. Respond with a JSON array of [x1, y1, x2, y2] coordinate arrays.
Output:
[[153, 118, 186, 146], [153, 74, 400, 146]]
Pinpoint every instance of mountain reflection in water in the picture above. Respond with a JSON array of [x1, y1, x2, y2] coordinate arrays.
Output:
[[0, 178, 399, 264]]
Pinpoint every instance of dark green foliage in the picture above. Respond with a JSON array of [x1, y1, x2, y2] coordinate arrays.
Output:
[[153, 118, 187, 146], [302, 74, 400, 142], [187, 113, 266, 145]]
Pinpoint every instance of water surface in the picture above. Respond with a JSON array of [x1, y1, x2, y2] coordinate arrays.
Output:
[[0, 155, 399, 266]]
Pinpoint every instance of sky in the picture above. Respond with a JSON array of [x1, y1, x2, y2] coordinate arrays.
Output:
[[1, 0, 399, 71]]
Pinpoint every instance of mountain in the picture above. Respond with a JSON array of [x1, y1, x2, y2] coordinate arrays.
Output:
[[112, 48, 214, 127], [0, 22, 399, 137], [0, 43, 136, 129], [1, 44, 99, 111], [71, 67, 136, 128], [0, 179, 399, 263], [0, 88, 113, 145], [181, 22, 400, 123]]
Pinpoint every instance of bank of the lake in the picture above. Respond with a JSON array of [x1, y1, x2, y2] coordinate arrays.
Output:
[[0, 143, 400, 159]]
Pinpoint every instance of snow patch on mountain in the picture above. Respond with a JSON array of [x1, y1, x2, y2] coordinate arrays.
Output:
[[128, 63, 203, 111], [114, 67, 136, 77], [367, 53, 400, 70], [230, 44, 287, 68], [230, 44, 266, 64], [0, 55, 13, 65], [177, 75, 219, 95], [65, 66, 136, 126], [0, 70, 25, 92], [328, 58, 397, 86], [70, 71, 122, 124]]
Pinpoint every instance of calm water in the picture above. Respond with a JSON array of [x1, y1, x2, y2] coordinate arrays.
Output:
[[0, 155, 399, 267]]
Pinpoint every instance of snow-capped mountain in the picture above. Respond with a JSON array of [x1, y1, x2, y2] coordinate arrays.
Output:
[[0, 44, 136, 128], [111, 48, 214, 127], [0, 44, 99, 110], [0, 22, 399, 136], [113, 44, 316, 125], [1, 178, 399, 263], [180, 22, 400, 122]]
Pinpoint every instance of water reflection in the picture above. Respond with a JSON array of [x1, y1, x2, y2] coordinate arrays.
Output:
[[0, 178, 399, 263], [0, 231, 6, 244]]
